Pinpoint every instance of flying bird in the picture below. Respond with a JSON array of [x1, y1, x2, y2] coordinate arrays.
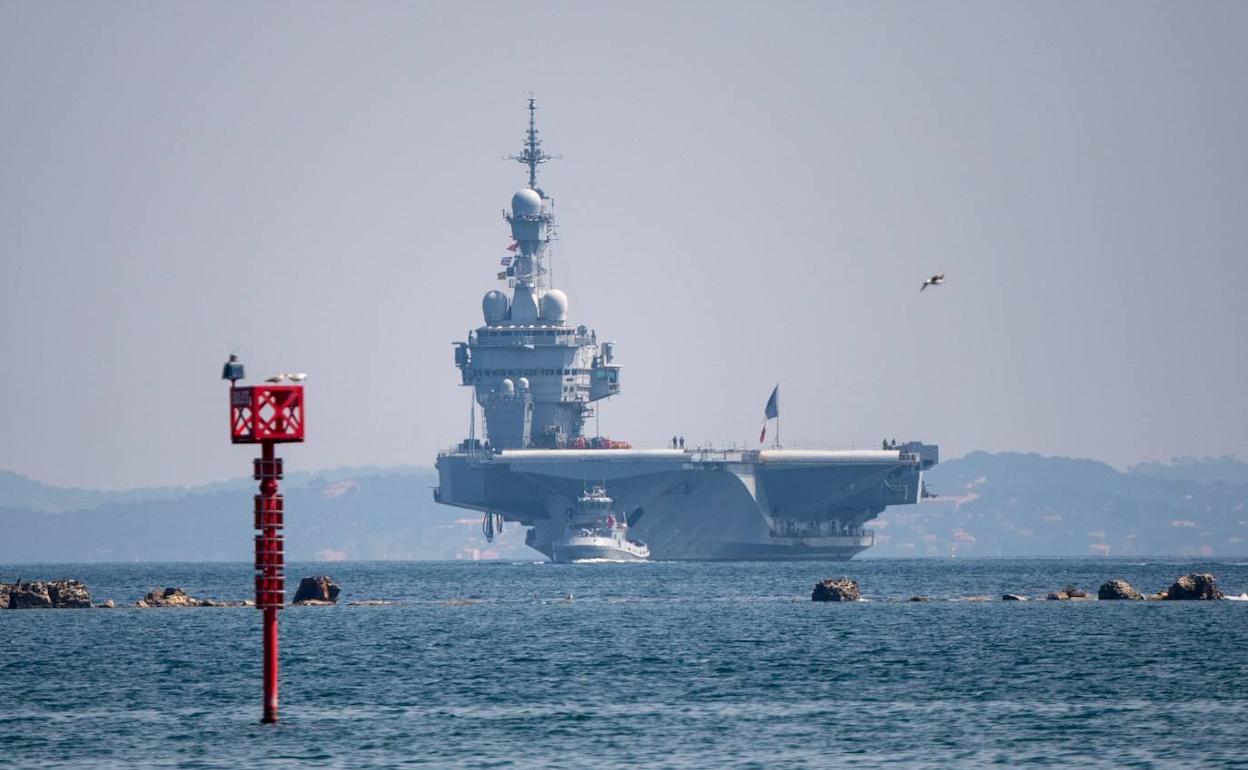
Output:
[[287, 373, 308, 382], [920, 273, 945, 292]]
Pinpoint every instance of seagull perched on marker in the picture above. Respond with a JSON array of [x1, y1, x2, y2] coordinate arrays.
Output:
[[287, 373, 308, 382], [265, 373, 288, 383], [920, 273, 945, 292]]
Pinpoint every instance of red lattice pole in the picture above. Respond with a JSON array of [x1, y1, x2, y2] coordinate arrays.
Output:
[[254, 442, 284, 723], [230, 378, 302, 725]]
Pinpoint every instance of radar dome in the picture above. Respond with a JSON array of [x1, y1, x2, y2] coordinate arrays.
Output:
[[516, 377, 530, 392], [482, 290, 509, 323], [511, 188, 542, 217], [539, 289, 568, 323], [500, 378, 515, 394]]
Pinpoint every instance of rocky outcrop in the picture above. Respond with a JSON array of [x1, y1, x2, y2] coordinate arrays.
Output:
[[1002, 594, 1028, 601], [1046, 585, 1089, 601], [48, 580, 92, 608], [1098, 579, 1143, 600], [1164, 573, 1224, 600], [811, 578, 861, 602], [292, 576, 341, 605], [2, 580, 93, 608], [135, 587, 230, 607], [9, 581, 53, 609], [908, 595, 930, 602]]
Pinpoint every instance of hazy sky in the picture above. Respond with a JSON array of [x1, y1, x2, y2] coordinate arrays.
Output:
[[2, 2, 1245, 488]]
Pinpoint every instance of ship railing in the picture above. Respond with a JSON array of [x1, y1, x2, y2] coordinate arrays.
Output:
[[472, 332, 596, 348], [687, 448, 750, 464], [767, 520, 876, 541]]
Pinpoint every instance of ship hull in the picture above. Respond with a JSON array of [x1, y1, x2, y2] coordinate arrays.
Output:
[[551, 542, 650, 563], [435, 445, 937, 561]]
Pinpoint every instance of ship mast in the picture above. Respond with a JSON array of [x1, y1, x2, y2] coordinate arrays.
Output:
[[508, 96, 558, 193], [504, 98, 558, 294]]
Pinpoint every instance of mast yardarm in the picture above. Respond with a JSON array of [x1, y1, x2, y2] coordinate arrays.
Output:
[[508, 97, 559, 190]]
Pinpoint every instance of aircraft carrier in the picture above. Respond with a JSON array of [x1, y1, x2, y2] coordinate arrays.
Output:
[[433, 100, 938, 560]]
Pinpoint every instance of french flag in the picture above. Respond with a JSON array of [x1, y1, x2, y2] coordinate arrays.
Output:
[[759, 384, 779, 444]]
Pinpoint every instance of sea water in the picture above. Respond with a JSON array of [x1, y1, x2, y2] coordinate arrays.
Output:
[[1, 559, 1246, 769]]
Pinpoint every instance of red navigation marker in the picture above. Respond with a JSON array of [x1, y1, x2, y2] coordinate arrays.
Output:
[[224, 357, 304, 724]]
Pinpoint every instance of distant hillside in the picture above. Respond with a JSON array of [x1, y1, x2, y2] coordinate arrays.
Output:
[[0, 468, 529, 564], [1, 452, 1245, 563], [872, 451, 1248, 558], [1128, 455, 1248, 485]]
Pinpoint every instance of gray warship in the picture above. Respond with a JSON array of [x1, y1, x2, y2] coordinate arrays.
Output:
[[434, 99, 938, 560]]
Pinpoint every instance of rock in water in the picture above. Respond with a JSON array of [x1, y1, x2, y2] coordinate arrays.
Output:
[[1002, 594, 1028, 601], [1046, 591, 1069, 601], [10, 582, 53, 609], [292, 576, 341, 605], [1164, 573, 1224, 601], [811, 578, 861, 602], [0, 583, 11, 609], [48, 580, 92, 608], [1098, 579, 1143, 601], [137, 587, 204, 607], [1062, 585, 1088, 599]]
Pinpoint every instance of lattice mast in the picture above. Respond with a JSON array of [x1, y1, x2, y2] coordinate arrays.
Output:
[[509, 96, 556, 192], [224, 356, 305, 725], [504, 97, 559, 293]]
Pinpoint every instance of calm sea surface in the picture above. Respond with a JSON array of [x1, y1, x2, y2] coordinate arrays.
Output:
[[2, 559, 1246, 769]]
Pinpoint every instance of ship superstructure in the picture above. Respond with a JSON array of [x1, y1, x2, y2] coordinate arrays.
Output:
[[452, 98, 619, 452], [435, 100, 937, 561]]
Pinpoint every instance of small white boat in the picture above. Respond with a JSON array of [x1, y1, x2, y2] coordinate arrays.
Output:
[[551, 487, 650, 563]]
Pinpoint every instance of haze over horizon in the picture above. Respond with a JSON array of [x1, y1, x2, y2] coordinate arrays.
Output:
[[3, 2, 1246, 489]]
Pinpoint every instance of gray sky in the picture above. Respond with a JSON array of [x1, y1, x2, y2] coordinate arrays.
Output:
[[2, 1, 1245, 489]]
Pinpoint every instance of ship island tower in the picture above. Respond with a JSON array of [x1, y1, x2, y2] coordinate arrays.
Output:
[[454, 98, 621, 450]]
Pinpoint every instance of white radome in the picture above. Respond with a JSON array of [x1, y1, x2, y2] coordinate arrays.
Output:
[[511, 188, 542, 217], [517, 377, 530, 392], [482, 290, 509, 323], [500, 378, 515, 394], [539, 289, 568, 323]]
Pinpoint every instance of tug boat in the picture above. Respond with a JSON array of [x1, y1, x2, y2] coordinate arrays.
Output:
[[551, 487, 650, 563]]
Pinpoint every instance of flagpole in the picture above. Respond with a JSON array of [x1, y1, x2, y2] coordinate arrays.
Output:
[[774, 384, 780, 449]]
